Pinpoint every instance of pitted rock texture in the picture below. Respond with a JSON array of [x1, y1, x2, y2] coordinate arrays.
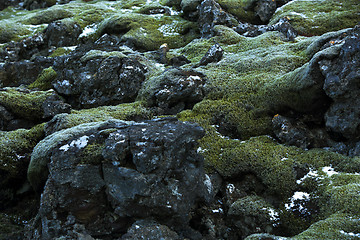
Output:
[[53, 52, 147, 108], [320, 26, 360, 140], [27, 118, 211, 239], [139, 68, 207, 114], [198, 0, 238, 38]]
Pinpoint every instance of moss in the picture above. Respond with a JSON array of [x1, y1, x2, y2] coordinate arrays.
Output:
[[0, 22, 32, 43], [48, 101, 152, 132], [270, 0, 360, 36], [28, 67, 57, 90], [0, 88, 54, 121], [21, 7, 73, 25], [97, 12, 198, 50], [48, 46, 75, 57], [79, 143, 105, 165], [0, 124, 45, 186], [229, 195, 279, 230], [27, 121, 104, 191], [216, 0, 260, 24], [293, 213, 360, 240]]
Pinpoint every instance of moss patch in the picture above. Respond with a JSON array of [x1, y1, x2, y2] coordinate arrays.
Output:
[[97, 12, 198, 50], [270, 0, 360, 36], [28, 67, 57, 90], [0, 88, 54, 120], [46, 101, 152, 132]]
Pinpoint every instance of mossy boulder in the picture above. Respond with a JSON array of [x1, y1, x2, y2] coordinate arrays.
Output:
[[270, 0, 360, 36], [0, 124, 45, 207], [28, 67, 57, 91], [217, 0, 260, 24], [45, 101, 152, 135], [229, 195, 280, 238], [27, 121, 104, 191], [0, 88, 57, 121], [97, 12, 198, 50]]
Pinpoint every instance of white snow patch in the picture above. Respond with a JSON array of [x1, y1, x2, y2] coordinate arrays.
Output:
[[158, 24, 180, 37], [262, 207, 280, 226], [296, 168, 319, 184], [339, 230, 360, 237], [212, 208, 223, 213], [227, 183, 235, 194], [60, 136, 89, 152], [285, 191, 310, 211], [322, 166, 338, 177], [79, 24, 97, 38], [204, 174, 212, 193]]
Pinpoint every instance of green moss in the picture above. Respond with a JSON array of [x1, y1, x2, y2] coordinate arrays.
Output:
[[0, 22, 32, 43], [21, 7, 73, 25], [79, 143, 105, 165], [0, 88, 54, 121], [49, 101, 152, 132], [270, 0, 360, 36], [28, 67, 57, 90], [27, 121, 104, 191], [0, 124, 45, 185], [293, 213, 360, 240], [97, 13, 198, 50], [216, 0, 260, 24]]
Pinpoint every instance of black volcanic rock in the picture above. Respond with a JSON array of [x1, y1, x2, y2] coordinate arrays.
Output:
[[27, 118, 212, 239]]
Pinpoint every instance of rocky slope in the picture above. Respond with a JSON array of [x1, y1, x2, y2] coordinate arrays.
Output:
[[0, 0, 360, 239]]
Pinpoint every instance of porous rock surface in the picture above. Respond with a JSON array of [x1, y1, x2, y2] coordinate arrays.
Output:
[[0, 0, 360, 239]]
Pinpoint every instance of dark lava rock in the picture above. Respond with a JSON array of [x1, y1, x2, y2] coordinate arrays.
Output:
[[0, 33, 46, 62], [198, 43, 224, 66], [170, 55, 191, 67], [42, 94, 71, 118], [197, 0, 238, 38], [320, 26, 360, 140], [272, 114, 313, 149], [27, 118, 212, 239], [121, 220, 181, 240], [139, 68, 207, 114], [53, 52, 147, 108], [0, 57, 52, 87], [44, 20, 82, 48], [0, 0, 22, 10], [254, 0, 277, 23], [235, 17, 297, 41]]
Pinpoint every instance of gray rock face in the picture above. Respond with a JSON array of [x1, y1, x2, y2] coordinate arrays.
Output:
[[320, 26, 360, 140], [53, 53, 147, 108], [27, 118, 212, 239], [198, 43, 224, 66], [139, 68, 206, 114], [197, 0, 237, 38], [44, 20, 82, 48]]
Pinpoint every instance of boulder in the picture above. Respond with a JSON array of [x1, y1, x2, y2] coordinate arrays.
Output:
[[138, 67, 207, 114], [27, 118, 212, 239]]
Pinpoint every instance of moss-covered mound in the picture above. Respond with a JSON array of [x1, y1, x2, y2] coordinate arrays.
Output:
[[270, 0, 360, 36]]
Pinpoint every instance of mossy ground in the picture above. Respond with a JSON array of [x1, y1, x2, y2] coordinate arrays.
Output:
[[270, 0, 360, 36]]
